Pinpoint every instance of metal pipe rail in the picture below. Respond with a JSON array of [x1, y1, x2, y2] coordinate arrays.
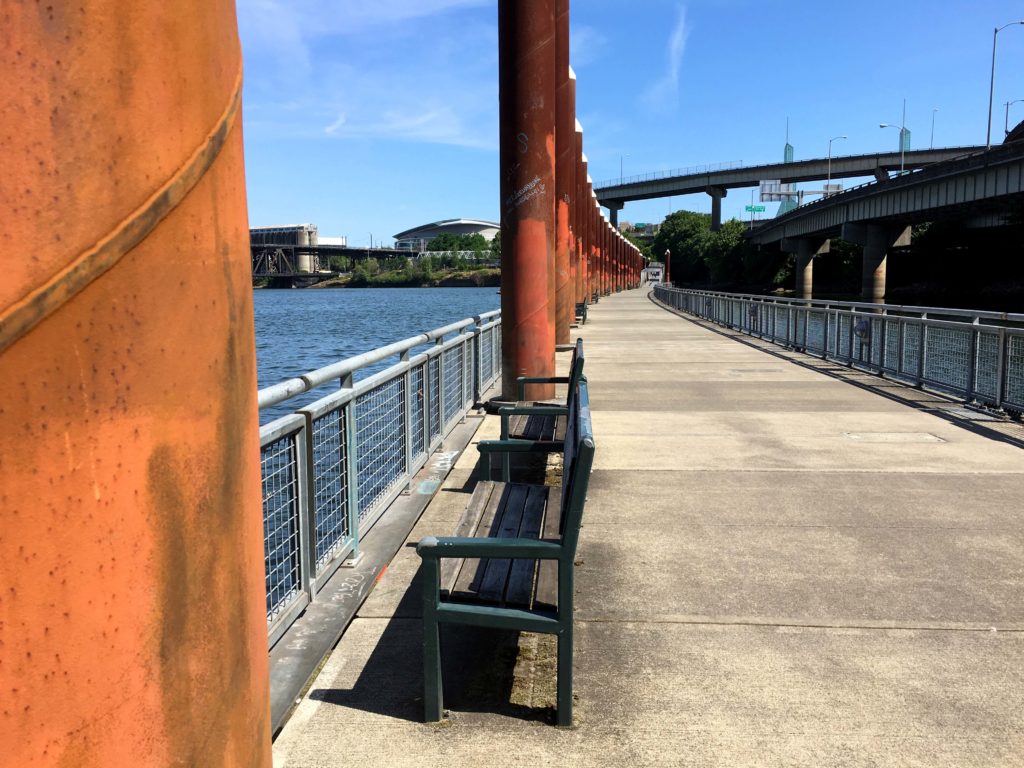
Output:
[[259, 311, 502, 647], [653, 286, 1024, 415]]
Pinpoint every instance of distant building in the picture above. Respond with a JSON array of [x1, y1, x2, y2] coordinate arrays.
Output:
[[250, 223, 318, 246], [642, 262, 664, 284], [621, 221, 660, 239], [393, 218, 500, 252]]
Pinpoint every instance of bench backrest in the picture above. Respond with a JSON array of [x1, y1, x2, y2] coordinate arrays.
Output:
[[558, 376, 594, 556], [566, 338, 585, 402]]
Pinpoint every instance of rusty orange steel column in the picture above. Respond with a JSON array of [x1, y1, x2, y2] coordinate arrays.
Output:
[[584, 183, 593, 302], [593, 204, 598, 301], [598, 216, 605, 296], [499, 0, 557, 400], [554, 0, 573, 345], [574, 127, 585, 306], [0, 2, 272, 766]]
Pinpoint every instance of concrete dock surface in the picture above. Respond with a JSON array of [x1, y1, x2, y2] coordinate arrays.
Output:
[[273, 287, 1024, 767]]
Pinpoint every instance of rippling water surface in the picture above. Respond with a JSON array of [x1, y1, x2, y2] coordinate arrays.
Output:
[[253, 287, 500, 421]]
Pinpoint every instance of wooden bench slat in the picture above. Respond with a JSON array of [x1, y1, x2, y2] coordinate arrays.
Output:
[[504, 485, 550, 607], [507, 411, 564, 443], [533, 491, 564, 610], [450, 481, 506, 601], [440, 480, 497, 597], [475, 484, 530, 602]]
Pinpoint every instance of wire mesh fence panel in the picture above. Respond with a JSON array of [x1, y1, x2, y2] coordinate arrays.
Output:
[[481, 328, 494, 388], [901, 324, 922, 379], [461, 339, 474, 411], [870, 319, 885, 367], [411, 362, 426, 462], [774, 306, 790, 344], [309, 408, 349, 571], [806, 312, 826, 354], [355, 377, 407, 521], [974, 331, 1001, 403], [443, 343, 464, 426], [882, 319, 900, 373], [1004, 335, 1024, 410], [429, 357, 442, 441], [262, 436, 303, 624], [836, 315, 853, 362], [794, 310, 807, 348], [923, 326, 971, 394]]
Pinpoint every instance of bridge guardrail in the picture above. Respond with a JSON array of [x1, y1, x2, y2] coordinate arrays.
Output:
[[652, 286, 1024, 416], [259, 311, 501, 647]]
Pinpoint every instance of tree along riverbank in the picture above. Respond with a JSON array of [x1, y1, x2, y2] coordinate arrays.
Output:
[[309, 267, 500, 289]]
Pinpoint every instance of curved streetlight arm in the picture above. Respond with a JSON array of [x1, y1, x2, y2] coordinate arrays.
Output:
[[1006, 99, 1024, 135], [826, 135, 847, 189], [988, 21, 1024, 150]]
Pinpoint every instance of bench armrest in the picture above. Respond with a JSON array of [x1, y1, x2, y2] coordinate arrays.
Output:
[[517, 376, 570, 399], [417, 536, 563, 560], [497, 405, 568, 416], [477, 438, 559, 454]]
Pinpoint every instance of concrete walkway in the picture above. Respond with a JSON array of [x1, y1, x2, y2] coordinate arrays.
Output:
[[274, 288, 1024, 767]]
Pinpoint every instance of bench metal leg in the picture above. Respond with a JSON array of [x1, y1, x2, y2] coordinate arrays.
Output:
[[422, 559, 444, 722], [556, 558, 574, 726], [556, 626, 573, 726]]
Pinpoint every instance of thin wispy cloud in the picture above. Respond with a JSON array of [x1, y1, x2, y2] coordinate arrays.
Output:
[[238, 0, 498, 149], [641, 6, 689, 112]]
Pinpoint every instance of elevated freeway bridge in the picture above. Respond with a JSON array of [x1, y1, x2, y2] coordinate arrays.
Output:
[[745, 141, 1024, 302], [595, 146, 984, 229]]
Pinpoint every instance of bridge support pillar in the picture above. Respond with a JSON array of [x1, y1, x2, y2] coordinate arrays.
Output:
[[606, 201, 623, 229], [783, 238, 830, 300], [499, 0, 557, 400], [706, 186, 727, 231], [843, 223, 911, 303]]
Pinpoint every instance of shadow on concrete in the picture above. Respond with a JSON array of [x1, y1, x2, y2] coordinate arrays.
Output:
[[306, 454, 556, 725], [652, 295, 1024, 451]]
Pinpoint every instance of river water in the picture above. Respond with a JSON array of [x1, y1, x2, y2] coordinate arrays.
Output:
[[253, 287, 500, 421]]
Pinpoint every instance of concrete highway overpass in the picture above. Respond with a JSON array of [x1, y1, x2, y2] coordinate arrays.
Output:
[[745, 142, 1024, 302], [595, 146, 984, 229]]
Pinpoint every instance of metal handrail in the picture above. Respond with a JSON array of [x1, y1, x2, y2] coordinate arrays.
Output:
[[259, 311, 502, 646], [652, 286, 1024, 415], [594, 160, 744, 189]]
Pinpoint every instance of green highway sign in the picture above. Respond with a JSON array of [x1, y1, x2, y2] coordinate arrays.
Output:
[[745, 205, 766, 212]]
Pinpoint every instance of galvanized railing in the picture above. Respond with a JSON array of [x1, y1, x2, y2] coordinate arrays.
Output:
[[653, 286, 1024, 415], [259, 311, 501, 646]]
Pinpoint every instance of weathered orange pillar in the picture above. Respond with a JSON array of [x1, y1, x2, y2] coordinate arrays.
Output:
[[554, 0, 574, 345], [0, 2, 272, 766], [499, 0, 557, 399], [575, 128, 586, 306]]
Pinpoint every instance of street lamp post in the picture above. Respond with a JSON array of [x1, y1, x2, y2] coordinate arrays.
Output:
[[880, 99, 908, 175], [987, 21, 1024, 150], [930, 107, 938, 148], [1006, 99, 1024, 136], [827, 134, 847, 191]]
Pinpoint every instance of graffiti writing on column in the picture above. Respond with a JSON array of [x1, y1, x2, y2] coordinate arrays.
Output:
[[505, 175, 546, 214]]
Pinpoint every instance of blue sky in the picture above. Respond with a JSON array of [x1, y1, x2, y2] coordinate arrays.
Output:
[[238, 1, 1024, 245]]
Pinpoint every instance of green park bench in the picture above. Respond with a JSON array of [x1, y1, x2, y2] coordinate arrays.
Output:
[[416, 376, 595, 726], [482, 339, 584, 481]]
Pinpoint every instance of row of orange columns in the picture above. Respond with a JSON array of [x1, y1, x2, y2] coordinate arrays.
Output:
[[499, 0, 645, 401]]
